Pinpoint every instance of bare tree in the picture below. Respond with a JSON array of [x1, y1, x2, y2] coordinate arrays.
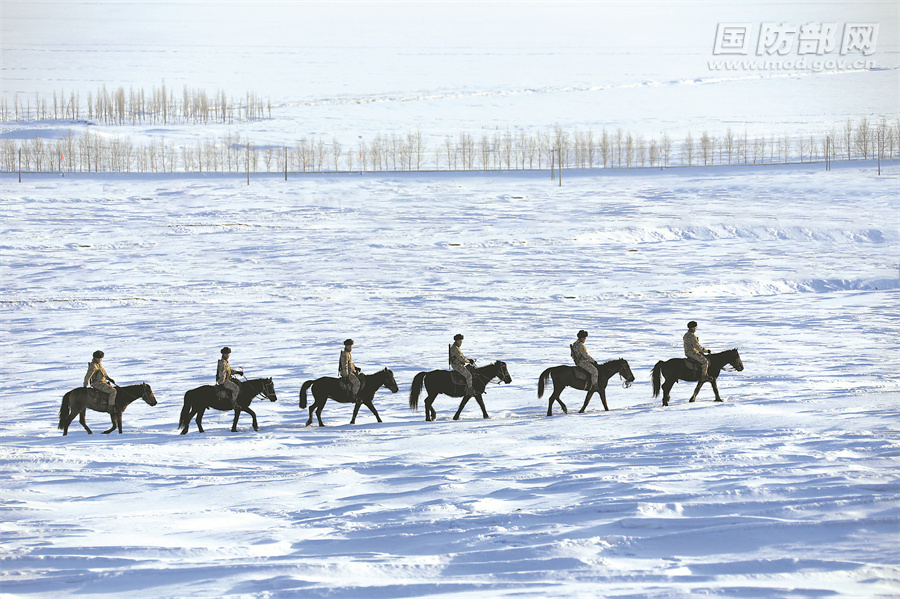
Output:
[[660, 132, 672, 167], [855, 116, 870, 159], [681, 132, 694, 166]]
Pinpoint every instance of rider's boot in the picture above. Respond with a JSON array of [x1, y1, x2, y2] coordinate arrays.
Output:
[[230, 390, 240, 410], [465, 385, 475, 396]]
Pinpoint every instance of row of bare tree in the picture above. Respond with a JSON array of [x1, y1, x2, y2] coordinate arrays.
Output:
[[1, 86, 271, 125], [3, 118, 897, 174]]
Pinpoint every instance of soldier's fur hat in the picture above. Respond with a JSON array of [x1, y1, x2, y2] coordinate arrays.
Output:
[[221, 346, 231, 355], [453, 334, 464, 341], [92, 350, 105, 359], [344, 339, 354, 346], [577, 330, 588, 338]]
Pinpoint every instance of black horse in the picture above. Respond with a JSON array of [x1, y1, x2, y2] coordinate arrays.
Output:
[[652, 349, 744, 406], [409, 361, 512, 422], [58, 383, 157, 436], [299, 368, 399, 427], [537, 358, 635, 416], [179, 377, 277, 434]]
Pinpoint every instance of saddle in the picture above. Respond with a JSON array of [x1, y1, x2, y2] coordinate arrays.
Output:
[[339, 372, 366, 396], [215, 377, 241, 399], [682, 358, 707, 377], [572, 366, 591, 381], [449, 365, 477, 387], [78, 387, 118, 411]]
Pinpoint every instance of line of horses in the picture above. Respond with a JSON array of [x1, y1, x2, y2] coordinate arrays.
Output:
[[57, 349, 744, 435]]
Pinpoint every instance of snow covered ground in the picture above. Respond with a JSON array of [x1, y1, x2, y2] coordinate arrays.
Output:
[[1, 162, 898, 598], [2, 1, 899, 598]]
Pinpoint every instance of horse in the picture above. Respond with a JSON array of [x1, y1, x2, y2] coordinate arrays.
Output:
[[178, 377, 277, 434], [299, 368, 399, 427], [409, 361, 512, 422], [537, 358, 635, 416], [58, 383, 157, 436], [652, 349, 744, 406]]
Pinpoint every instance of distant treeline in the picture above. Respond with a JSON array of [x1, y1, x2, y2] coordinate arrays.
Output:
[[1, 85, 270, 125], [2, 118, 898, 174]]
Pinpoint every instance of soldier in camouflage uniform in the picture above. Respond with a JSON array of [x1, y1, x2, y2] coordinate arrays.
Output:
[[683, 321, 711, 381], [83, 350, 117, 413], [449, 333, 476, 396], [571, 330, 600, 391], [217, 347, 243, 409], [339, 339, 361, 402]]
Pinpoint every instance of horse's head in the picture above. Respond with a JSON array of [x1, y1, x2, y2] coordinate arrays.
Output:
[[618, 359, 635, 388], [727, 349, 744, 372], [382, 368, 399, 393], [497, 361, 512, 384], [142, 383, 158, 406], [263, 378, 278, 402]]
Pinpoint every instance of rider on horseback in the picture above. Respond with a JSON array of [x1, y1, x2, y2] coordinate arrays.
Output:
[[83, 350, 117, 414], [339, 339, 361, 403], [684, 321, 712, 382], [571, 330, 600, 392], [216, 347, 243, 409], [449, 334, 476, 396]]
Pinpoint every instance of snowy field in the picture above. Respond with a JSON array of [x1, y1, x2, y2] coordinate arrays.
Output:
[[1, 162, 898, 598], [2, 1, 899, 598]]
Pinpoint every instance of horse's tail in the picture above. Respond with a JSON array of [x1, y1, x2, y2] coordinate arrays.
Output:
[[299, 380, 314, 409], [537, 367, 553, 398], [58, 391, 72, 430], [409, 372, 427, 411], [178, 390, 194, 430], [651, 361, 664, 398]]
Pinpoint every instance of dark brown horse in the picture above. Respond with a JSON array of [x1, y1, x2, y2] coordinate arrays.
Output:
[[179, 377, 277, 434], [652, 349, 744, 406], [537, 358, 635, 416], [58, 383, 157, 435], [408, 361, 512, 421], [299, 368, 399, 427]]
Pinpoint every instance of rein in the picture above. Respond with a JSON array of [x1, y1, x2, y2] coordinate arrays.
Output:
[[471, 363, 505, 387], [240, 376, 273, 401]]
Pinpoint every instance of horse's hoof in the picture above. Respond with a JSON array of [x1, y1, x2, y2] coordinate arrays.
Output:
[[715, 399, 724, 403]]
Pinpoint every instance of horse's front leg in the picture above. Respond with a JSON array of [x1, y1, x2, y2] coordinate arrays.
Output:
[[102, 410, 116, 434], [350, 400, 362, 424], [453, 395, 472, 420], [79, 409, 93, 434], [230, 405, 259, 431], [599, 386, 609, 411], [578, 390, 594, 413], [689, 380, 705, 402], [364, 400, 382, 423], [474, 394, 489, 419], [710, 377, 724, 402]]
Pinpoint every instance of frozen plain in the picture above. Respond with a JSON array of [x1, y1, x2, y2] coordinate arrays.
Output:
[[1, 162, 898, 598], [2, 1, 900, 598]]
